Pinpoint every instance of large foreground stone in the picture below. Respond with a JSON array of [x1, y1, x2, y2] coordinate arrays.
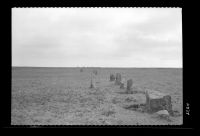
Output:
[[145, 90, 173, 115]]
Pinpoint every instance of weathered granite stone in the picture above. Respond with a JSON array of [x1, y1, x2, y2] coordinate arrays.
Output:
[[115, 73, 121, 85]]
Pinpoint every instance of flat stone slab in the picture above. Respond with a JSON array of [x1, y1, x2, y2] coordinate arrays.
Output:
[[146, 89, 168, 99]]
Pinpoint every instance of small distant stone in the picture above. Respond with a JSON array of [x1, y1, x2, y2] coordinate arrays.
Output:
[[120, 83, 125, 89], [126, 79, 133, 92], [115, 73, 122, 85], [93, 70, 98, 75], [110, 74, 115, 81], [80, 68, 83, 72], [137, 107, 144, 113]]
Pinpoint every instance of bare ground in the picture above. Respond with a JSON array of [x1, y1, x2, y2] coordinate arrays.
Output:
[[11, 67, 182, 125]]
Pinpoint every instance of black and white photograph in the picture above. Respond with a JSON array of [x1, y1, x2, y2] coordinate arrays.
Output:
[[12, 8, 183, 125]]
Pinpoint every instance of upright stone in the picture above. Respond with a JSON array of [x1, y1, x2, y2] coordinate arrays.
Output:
[[120, 78, 126, 89], [90, 78, 96, 89], [80, 68, 83, 72], [115, 73, 121, 85], [110, 74, 115, 81], [93, 70, 98, 75], [126, 79, 133, 92]]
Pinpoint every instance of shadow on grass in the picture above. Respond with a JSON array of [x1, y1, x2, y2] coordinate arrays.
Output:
[[123, 103, 146, 113], [116, 90, 145, 95]]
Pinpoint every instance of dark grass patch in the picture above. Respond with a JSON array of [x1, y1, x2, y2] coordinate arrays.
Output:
[[123, 103, 146, 113], [117, 86, 145, 94]]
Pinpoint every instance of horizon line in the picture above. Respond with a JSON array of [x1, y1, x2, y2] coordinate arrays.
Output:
[[12, 66, 182, 68]]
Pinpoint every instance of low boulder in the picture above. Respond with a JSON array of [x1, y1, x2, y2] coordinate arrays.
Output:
[[80, 68, 83, 72], [155, 110, 171, 121], [93, 70, 98, 75]]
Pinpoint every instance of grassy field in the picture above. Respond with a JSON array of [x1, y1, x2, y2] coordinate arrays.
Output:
[[11, 67, 182, 125]]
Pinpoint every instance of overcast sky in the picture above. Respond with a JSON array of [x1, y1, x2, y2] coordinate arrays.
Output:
[[12, 8, 182, 68]]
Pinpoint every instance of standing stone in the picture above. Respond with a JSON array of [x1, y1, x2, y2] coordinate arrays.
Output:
[[93, 70, 98, 75], [126, 79, 133, 92], [80, 68, 83, 72], [115, 73, 121, 85], [110, 74, 115, 81], [156, 110, 169, 116], [90, 78, 96, 89], [120, 78, 126, 89]]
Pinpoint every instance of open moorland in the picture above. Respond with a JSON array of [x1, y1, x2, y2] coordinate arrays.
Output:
[[11, 67, 182, 125]]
